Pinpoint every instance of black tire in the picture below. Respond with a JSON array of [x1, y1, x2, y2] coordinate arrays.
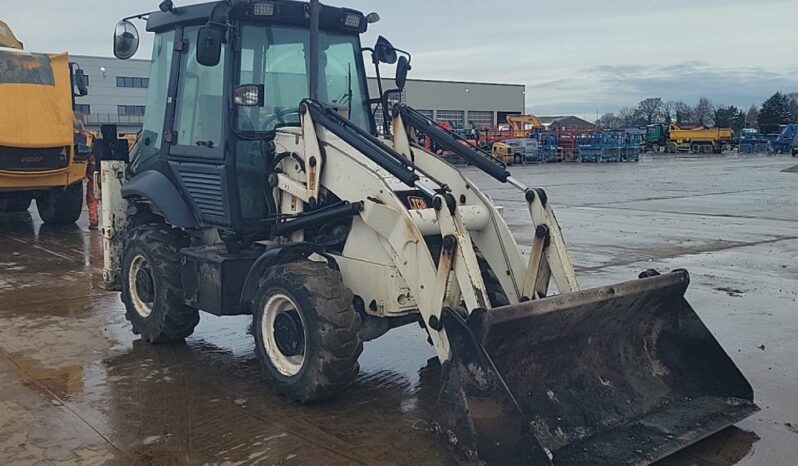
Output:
[[121, 224, 199, 343], [476, 253, 510, 307], [0, 196, 32, 212], [36, 182, 83, 224], [252, 261, 362, 403]]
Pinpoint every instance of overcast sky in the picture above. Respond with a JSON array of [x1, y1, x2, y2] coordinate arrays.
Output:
[[6, 0, 798, 118]]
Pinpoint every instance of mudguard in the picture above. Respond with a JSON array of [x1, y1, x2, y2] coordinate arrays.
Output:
[[122, 170, 197, 229]]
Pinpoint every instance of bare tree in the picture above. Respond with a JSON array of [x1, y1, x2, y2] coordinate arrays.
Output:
[[596, 112, 622, 129], [693, 97, 715, 126], [662, 101, 677, 123], [671, 101, 693, 125], [618, 107, 640, 127], [745, 105, 759, 129], [636, 97, 663, 124]]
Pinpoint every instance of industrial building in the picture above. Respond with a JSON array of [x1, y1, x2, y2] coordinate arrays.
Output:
[[71, 55, 525, 134]]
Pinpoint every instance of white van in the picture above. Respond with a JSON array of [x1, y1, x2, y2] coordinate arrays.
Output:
[[501, 138, 540, 163]]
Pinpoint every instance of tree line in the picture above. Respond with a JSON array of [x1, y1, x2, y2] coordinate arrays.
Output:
[[596, 93, 798, 134]]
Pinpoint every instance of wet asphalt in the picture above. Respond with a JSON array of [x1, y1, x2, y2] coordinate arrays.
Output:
[[1, 153, 796, 465]]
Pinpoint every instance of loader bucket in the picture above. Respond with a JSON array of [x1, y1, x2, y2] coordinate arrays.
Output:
[[437, 270, 757, 465]]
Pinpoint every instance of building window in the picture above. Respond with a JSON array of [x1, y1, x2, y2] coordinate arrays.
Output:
[[118, 105, 146, 116], [74, 104, 91, 114], [436, 110, 465, 128], [467, 111, 494, 129], [416, 109, 434, 120], [373, 90, 406, 134], [116, 76, 149, 88]]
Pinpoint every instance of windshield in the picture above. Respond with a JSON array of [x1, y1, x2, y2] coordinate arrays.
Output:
[[237, 24, 371, 133]]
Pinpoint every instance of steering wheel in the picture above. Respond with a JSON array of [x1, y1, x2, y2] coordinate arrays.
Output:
[[260, 106, 301, 132]]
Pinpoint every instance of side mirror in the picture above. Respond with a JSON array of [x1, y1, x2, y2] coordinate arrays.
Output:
[[197, 26, 223, 67], [113, 20, 140, 60], [73, 68, 89, 96], [395, 56, 410, 90], [76, 143, 93, 156], [233, 84, 264, 107], [373, 36, 397, 64]]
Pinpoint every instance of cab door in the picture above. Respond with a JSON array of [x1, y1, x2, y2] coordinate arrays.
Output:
[[168, 25, 233, 227]]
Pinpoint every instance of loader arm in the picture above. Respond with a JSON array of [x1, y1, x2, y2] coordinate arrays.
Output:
[[392, 105, 579, 298], [271, 100, 510, 362]]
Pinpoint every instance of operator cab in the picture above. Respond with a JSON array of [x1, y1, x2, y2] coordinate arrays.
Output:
[[113, 0, 406, 234]]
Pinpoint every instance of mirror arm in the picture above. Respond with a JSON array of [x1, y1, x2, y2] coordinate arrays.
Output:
[[122, 13, 151, 22]]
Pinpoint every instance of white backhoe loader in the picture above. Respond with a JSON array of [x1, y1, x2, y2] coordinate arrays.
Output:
[[101, 1, 757, 464]]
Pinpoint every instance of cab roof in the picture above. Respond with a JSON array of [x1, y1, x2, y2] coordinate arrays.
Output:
[[146, 0, 368, 34]]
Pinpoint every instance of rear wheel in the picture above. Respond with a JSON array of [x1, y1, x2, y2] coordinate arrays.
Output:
[[0, 196, 32, 212], [121, 224, 199, 342], [36, 182, 83, 224], [667, 143, 677, 153], [253, 261, 362, 403], [691, 143, 701, 154]]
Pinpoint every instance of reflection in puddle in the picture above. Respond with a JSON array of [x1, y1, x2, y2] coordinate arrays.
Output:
[[10, 352, 84, 399], [656, 426, 759, 465]]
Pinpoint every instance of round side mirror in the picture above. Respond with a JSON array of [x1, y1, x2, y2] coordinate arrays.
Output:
[[114, 20, 140, 60], [395, 56, 410, 90], [374, 36, 397, 65]]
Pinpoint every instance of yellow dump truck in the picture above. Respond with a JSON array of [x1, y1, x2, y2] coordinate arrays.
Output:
[[0, 21, 90, 223], [667, 123, 734, 154]]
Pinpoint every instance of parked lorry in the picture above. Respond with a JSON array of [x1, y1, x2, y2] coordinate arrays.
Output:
[[669, 124, 733, 154], [768, 124, 798, 154], [0, 20, 90, 222], [645, 123, 733, 154]]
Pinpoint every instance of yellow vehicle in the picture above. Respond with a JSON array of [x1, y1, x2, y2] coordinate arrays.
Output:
[[0, 21, 90, 222], [491, 142, 514, 165], [506, 114, 544, 138], [667, 123, 734, 154]]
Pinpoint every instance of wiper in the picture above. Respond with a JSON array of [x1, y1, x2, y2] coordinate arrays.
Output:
[[196, 140, 215, 148]]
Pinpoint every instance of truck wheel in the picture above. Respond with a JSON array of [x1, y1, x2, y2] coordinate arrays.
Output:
[[691, 143, 701, 154], [121, 224, 199, 343], [36, 182, 83, 224], [0, 196, 32, 212], [667, 143, 677, 153], [476, 254, 510, 307], [651, 144, 660, 154], [253, 261, 362, 403]]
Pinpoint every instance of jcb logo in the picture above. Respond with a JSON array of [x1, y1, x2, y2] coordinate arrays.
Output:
[[20, 156, 44, 163], [407, 196, 428, 210]]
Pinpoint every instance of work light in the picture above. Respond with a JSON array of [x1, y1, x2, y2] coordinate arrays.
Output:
[[252, 2, 276, 16], [342, 13, 361, 28]]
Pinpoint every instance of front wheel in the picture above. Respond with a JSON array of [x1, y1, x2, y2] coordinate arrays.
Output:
[[253, 261, 362, 404], [36, 182, 83, 224], [121, 224, 199, 343]]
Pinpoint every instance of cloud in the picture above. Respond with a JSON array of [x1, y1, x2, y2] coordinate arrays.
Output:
[[5, 0, 798, 119]]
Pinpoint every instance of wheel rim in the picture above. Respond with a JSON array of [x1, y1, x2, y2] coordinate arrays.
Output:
[[261, 293, 306, 377], [128, 254, 155, 318]]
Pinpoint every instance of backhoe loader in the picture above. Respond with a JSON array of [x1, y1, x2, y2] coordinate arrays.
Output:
[[103, 1, 757, 464]]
